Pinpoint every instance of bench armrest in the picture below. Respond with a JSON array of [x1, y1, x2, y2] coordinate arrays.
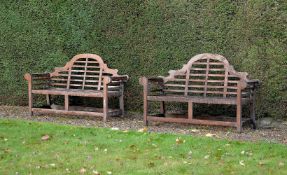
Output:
[[246, 79, 260, 90], [24, 73, 51, 81], [110, 75, 129, 82], [139, 76, 164, 85]]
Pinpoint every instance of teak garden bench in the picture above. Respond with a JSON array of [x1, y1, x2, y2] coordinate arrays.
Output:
[[24, 54, 128, 122], [140, 53, 259, 132]]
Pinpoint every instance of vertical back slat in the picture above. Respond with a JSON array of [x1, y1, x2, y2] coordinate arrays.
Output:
[[223, 67, 228, 97], [203, 58, 210, 97], [66, 67, 72, 89], [184, 67, 190, 96], [97, 68, 103, 90], [82, 58, 88, 90]]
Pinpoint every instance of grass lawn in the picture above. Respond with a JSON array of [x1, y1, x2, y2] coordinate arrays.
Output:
[[0, 119, 286, 175]]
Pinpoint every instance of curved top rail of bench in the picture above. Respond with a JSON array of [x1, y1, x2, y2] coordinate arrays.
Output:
[[162, 53, 249, 89], [50, 54, 119, 77]]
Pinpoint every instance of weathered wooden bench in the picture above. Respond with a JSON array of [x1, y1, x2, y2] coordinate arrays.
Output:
[[24, 54, 128, 122], [140, 53, 259, 132]]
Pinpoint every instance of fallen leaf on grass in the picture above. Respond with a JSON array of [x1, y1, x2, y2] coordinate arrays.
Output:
[[205, 133, 216, 137], [41, 135, 50, 141], [138, 127, 148, 132], [107, 171, 112, 175], [79, 168, 86, 174], [191, 129, 200, 133], [239, 160, 245, 166], [176, 137, 185, 144], [204, 155, 210, 159], [92, 170, 100, 175], [279, 162, 284, 167], [111, 127, 119, 131], [49, 163, 56, 167]]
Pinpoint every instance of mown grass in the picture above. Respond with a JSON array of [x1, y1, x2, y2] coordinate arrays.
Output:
[[0, 119, 286, 175]]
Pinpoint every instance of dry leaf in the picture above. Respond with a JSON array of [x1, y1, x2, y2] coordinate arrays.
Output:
[[176, 137, 185, 144], [279, 162, 284, 167], [111, 127, 119, 131], [241, 151, 245, 155], [92, 170, 100, 175], [191, 129, 200, 133], [80, 168, 86, 174], [41, 135, 50, 141], [204, 155, 210, 159], [107, 171, 112, 175], [205, 133, 216, 137], [138, 127, 148, 132], [239, 160, 245, 166], [49, 163, 56, 167]]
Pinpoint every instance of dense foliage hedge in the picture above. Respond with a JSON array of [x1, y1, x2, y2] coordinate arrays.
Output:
[[0, 0, 286, 118]]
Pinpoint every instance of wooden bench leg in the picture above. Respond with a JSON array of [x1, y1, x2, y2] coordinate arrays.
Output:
[[119, 84, 124, 117], [188, 102, 193, 120], [64, 95, 69, 111], [143, 78, 148, 126], [236, 103, 242, 132], [250, 92, 256, 129], [250, 100, 256, 129], [46, 95, 51, 106], [160, 101, 165, 117], [119, 95, 124, 117], [28, 92, 33, 117], [103, 96, 108, 122], [28, 81, 33, 116]]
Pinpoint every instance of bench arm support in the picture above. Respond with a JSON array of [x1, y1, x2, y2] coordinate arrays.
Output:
[[246, 79, 260, 90], [24, 73, 51, 90], [139, 76, 165, 96]]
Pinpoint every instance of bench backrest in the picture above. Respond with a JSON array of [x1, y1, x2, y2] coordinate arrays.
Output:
[[162, 53, 248, 97], [49, 54, 120, 91]]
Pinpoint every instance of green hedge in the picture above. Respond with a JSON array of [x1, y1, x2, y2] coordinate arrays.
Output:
[[0, 0, 286, 118]]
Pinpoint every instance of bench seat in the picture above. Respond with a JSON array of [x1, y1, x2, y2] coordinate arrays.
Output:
[[147, 95, 249, 105], [32, 88, 121, 97]]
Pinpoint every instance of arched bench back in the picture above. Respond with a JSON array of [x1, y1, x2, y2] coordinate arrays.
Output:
[[50, 54, 119, 91], [162, 53, 248, 97]]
